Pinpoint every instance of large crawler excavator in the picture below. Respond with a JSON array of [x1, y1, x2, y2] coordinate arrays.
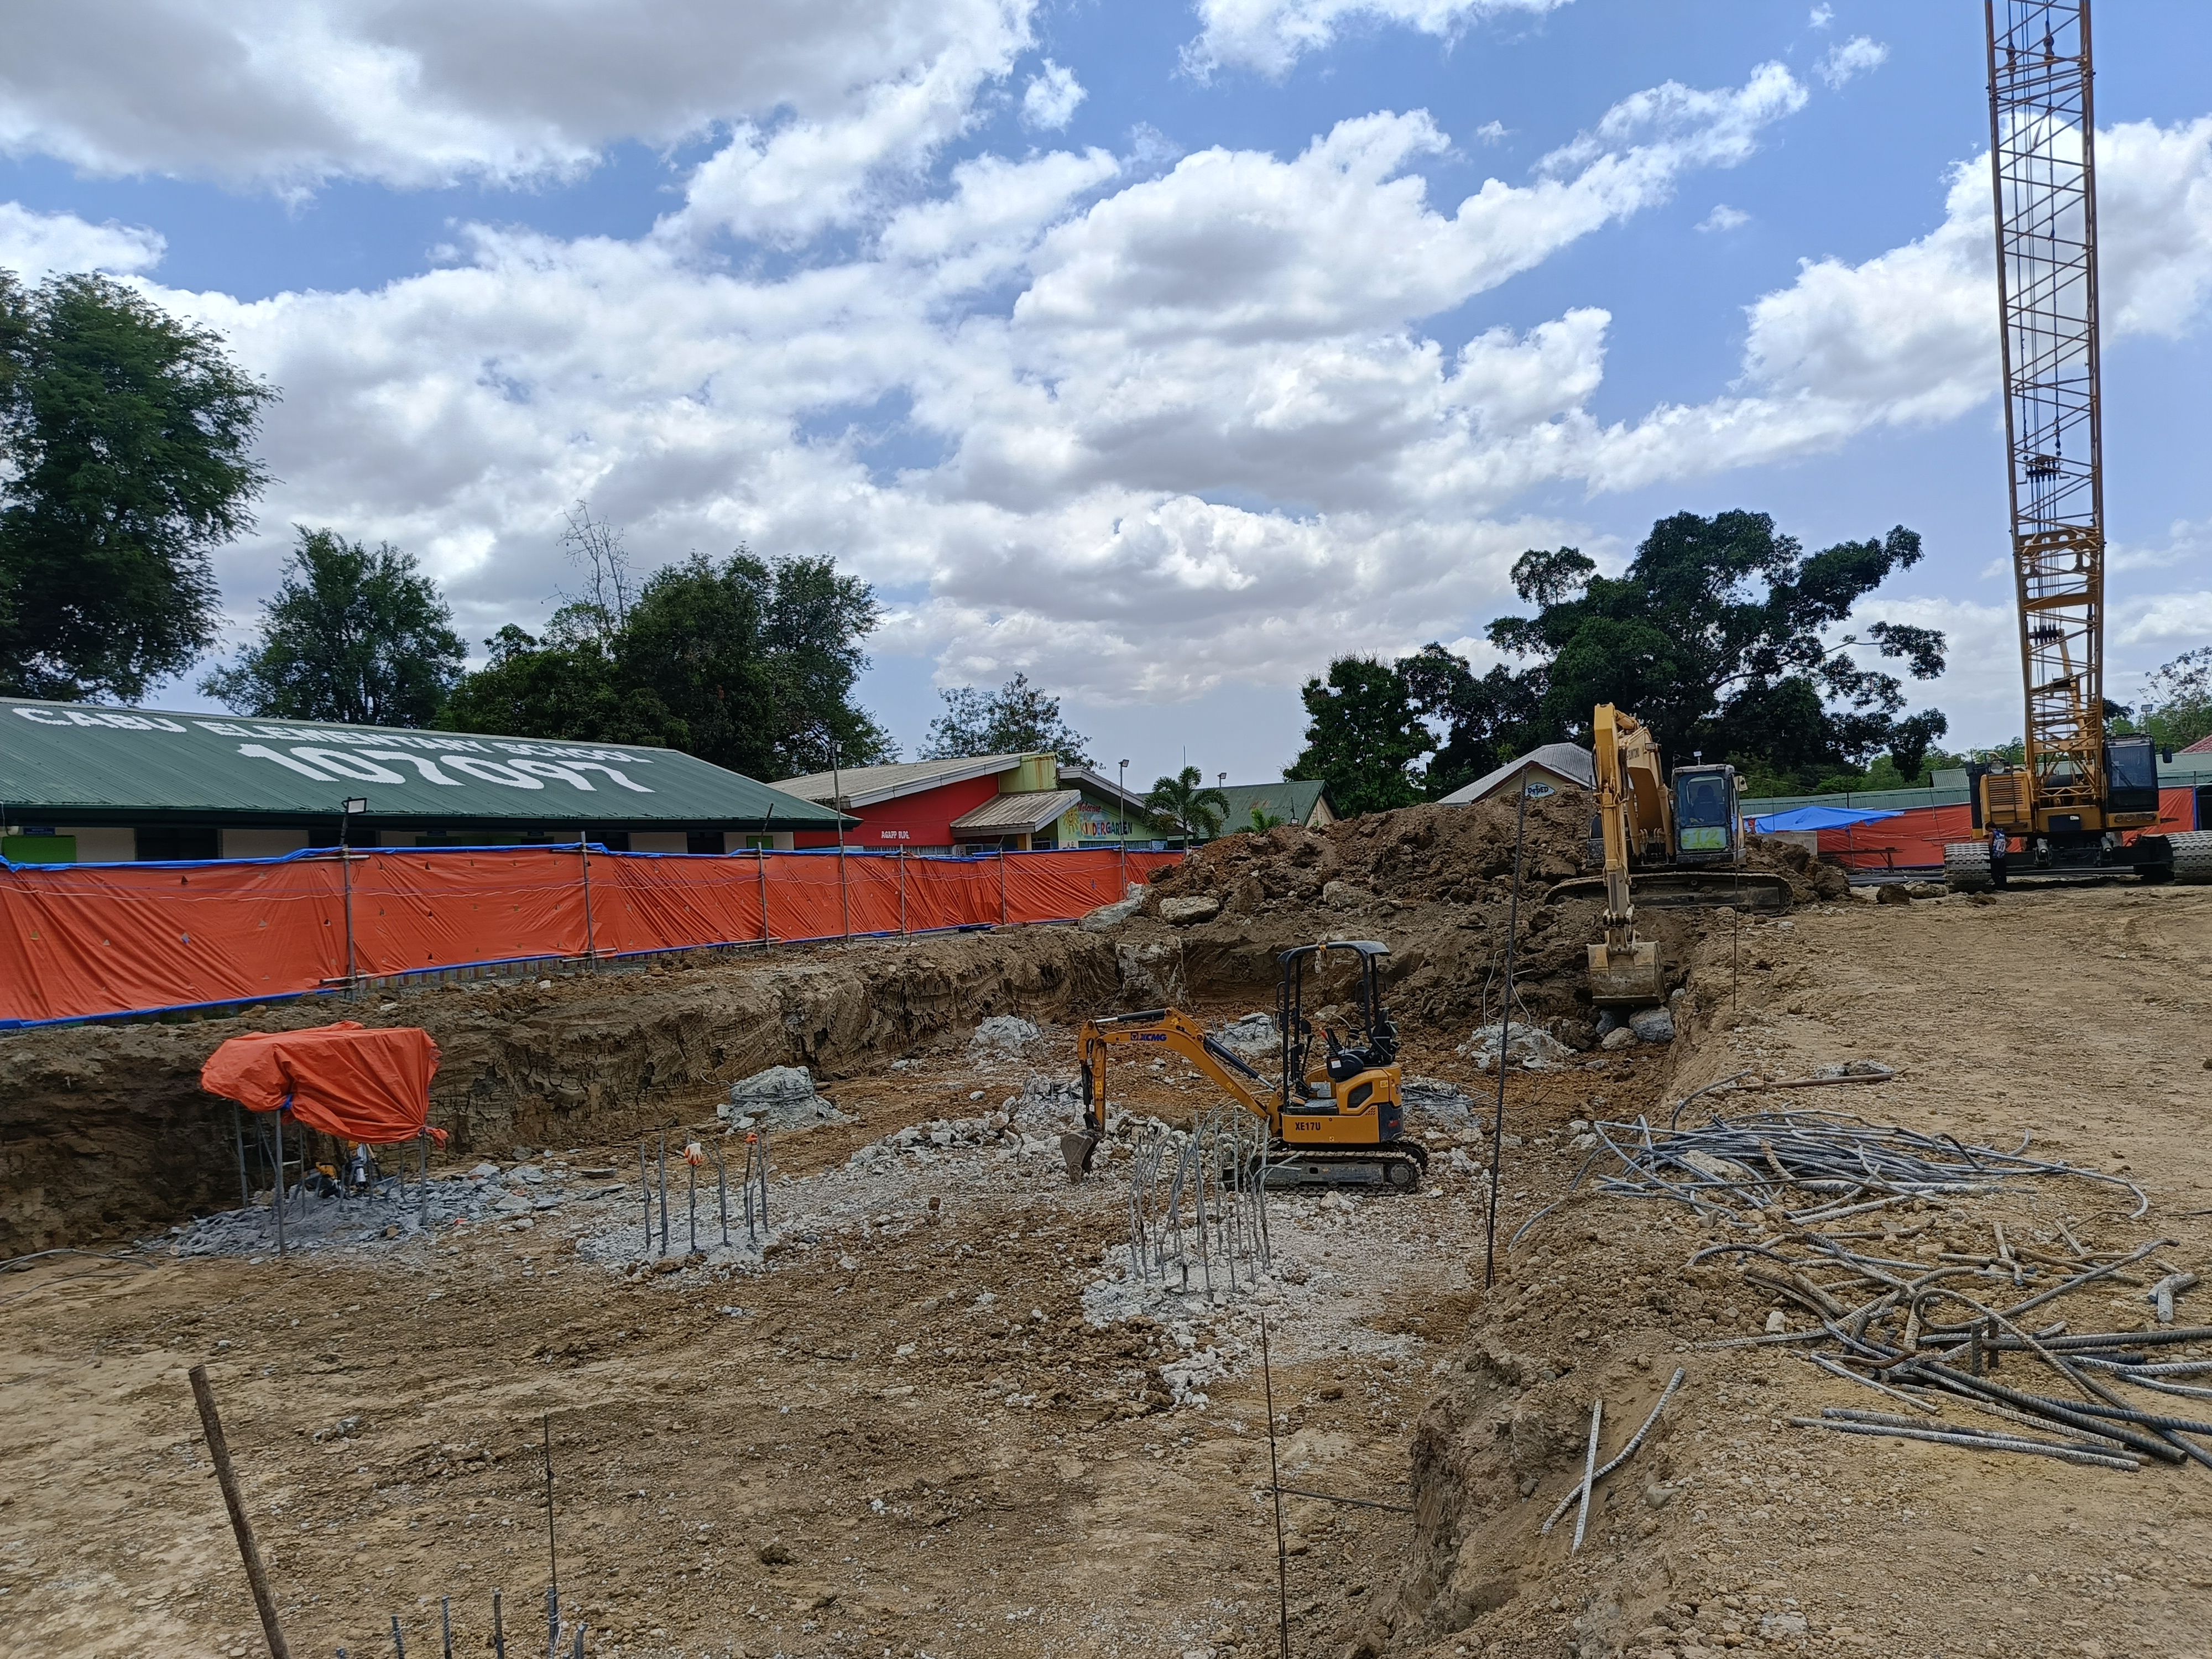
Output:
[[1060, 940, 1429, 1191]]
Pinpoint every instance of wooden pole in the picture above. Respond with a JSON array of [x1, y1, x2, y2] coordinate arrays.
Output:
[[188, 1364, 291, 1659]]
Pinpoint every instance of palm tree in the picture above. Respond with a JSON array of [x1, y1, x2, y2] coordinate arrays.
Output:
[[1145, 765, 1231, 843], [1247, 805, 1286, 833]]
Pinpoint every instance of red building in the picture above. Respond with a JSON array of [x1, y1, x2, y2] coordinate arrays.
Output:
[[777, 753, 1086, 853]]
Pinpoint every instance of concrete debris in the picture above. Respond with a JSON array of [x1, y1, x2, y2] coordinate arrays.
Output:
[[969, 1015, 1044, 1052], [1628, 1005, 1676, 1044], [721, 1065, 848, 1131], [140, 1158, 619, 1259], [1320, 879, 1376, 909], [1404, 1075, 1479, 1116], [1078, 885, 1148, 932], [1600, 1027, 1635, 1051], [1460, 1023, 1576, 1072], [1211, 1012, 1281, 1057], [1158, 895, 1223, 925]]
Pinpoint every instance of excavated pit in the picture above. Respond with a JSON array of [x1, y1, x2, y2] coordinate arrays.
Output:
[[1, 790, 1810, 1256]]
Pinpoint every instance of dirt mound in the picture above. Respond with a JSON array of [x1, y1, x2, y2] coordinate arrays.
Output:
[[1145, 795, 1844, 912], [1149, 794, 1597, 911]]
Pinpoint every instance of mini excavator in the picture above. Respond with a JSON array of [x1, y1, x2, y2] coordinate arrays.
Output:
[[1547, 704, 1790, 1005], [1060, 941, 1429, 1191]]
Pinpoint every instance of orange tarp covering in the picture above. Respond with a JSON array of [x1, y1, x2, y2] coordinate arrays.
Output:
[[1815, 804, 1977, 870], [201, 1021, 445, 1146], [1814, 790, 2201, 870], [0, 846, 1180, 1025]]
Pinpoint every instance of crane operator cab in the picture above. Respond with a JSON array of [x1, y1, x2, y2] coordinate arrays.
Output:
[[1670, 765, 1742, 865]]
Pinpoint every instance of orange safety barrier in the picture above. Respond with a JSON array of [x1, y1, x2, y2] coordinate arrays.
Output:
[[0, 845, 1181, 1027], [1814, 789, 2201, 872], [1815, 804, 1978, 871]]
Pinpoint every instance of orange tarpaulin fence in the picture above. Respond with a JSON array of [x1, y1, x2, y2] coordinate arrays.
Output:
[[1813, 789, 2200, 871], [0, 845, 1180, 1027], [201, 1021, 446, 1146]]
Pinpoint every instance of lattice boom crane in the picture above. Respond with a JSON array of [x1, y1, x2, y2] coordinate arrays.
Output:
[[1946, 1, 2212, 888]]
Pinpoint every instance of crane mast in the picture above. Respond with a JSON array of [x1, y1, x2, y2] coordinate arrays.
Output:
[[1984, 0, 2106, 823]]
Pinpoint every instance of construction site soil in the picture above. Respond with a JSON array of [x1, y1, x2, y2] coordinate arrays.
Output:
[[6, 802, 2210, 1658]]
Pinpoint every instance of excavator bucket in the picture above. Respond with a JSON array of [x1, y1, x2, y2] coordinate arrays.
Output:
[[1586, 940, 1663, 1008], [1061, 1129, 1099, 1184]]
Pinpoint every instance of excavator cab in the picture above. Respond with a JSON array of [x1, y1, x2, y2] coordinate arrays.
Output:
[[1670, 765, 1741, 864], [1276, 941, 1408, 1163]]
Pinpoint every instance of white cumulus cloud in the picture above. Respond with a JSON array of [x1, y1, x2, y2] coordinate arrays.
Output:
[[0, 204, 166, 284], [1021, 59, 1087, 130], [1817, 35, 1889, 89], [1698, 203, 1750, 232], [0, 0, 1036, 192], [1185, 0, 1571, 81]]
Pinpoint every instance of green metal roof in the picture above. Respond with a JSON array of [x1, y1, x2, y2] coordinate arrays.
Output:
[[0, 697, 843, 831]]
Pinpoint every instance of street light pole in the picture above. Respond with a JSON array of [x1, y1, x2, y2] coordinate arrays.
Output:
[[338, 797, 368, 998], [1117, 758, 1129, 892]]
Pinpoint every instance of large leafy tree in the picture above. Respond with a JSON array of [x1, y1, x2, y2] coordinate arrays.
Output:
[[202, 528, 466, 726], [442, 543, 894, 776], [920, 671, 1094, 766], [1489, 512, 1948, 783], [1284, 656, 1430, 816], [439, 615, 687, 749], [0, 270, 274, 700], [2128, 646, 2212, 752], [1144, 765, 1231, 842]]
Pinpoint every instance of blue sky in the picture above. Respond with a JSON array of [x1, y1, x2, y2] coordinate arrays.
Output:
[[3, 0, 2209, 786]]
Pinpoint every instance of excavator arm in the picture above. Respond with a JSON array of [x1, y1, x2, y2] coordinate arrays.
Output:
[[1586, 705, 1666, 1005], [1060, 1009, 1282, 1182]]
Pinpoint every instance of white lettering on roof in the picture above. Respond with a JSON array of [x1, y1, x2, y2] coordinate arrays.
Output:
[[442, 756, 545, 790], [363, 750, 464, 786], [13, 708, 70, 725], [292, 748, 408, 784]]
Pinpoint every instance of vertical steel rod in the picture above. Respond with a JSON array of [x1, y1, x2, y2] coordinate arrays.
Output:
[[1483, 784, 1529, 1289], [656, 1131, 669, 1255], [493, 1589, 506, 1658], [1260, 1316, 1291, 1659], [272, 1109, 288, 1258]]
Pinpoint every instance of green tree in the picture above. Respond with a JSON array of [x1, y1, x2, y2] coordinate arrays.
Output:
[[438, 616, 689, 749], [0, 270, 274, 701], [1485, 510, 1948, 791], [920, 671, 1093, 766], [2133, 646, 2212, 751], [1285, 656, 1429, 816], [1247, 805, 1287, 833], [201, 528, 465, 726], [1144, 765, 1230, 843], [441, 542, 893, 775], [1395, 642, 1548, 799]]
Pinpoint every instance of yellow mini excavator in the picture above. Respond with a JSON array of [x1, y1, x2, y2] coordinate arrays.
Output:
[[1547, 704, 1790, 1006], [1060, 940, 1428, 1191]]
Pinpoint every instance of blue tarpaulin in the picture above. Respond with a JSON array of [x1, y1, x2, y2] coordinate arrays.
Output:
[[1749, 805, 1901, 833]]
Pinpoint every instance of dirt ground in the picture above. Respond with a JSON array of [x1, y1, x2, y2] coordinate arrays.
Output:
[[4, 882, 2211, 1659]]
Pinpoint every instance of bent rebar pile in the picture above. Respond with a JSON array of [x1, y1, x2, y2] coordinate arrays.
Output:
[[1516, 1107, 2147, 1245], [1532, 1104, 2206, 1477], [1127, 1108, 1272, 1297]]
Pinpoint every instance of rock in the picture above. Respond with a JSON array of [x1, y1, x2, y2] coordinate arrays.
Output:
[[1764, 1310, 1787, 1334], [1875, 883, 1912, 905], [1460, 1023, 1574, 1071], [1760, 1613, 1808, 1639], [1212, 1012, 1281, 1057], [1600, 1026, 1635, 1051], [1629, 1006, 1675, 1044], [1319, 879, 1375, 910], [1159, 895, 1223, 925], [720, 1065, 848, 1131], [1079, 889, 1147, 932], [971, 1015, 1042, 1052]]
